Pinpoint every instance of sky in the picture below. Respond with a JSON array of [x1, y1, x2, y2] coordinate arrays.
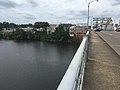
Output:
[[0, 0, 120, 24]]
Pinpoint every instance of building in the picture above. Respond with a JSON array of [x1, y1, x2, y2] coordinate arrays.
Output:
[[60, 24, 73, 31], [20, 27, 33, 32], [76, 23, 87, 26], [2, 28, 16, 33], [69, 25, 86, 38], [92, 17, 114, 30], [47, 24, 57, 34]]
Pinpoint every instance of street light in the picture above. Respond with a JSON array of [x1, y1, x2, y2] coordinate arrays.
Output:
[[87, 0, 99, 30]]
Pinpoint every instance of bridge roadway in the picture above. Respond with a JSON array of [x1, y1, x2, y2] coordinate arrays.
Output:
[[97, 31, 120, 56], [83, 31, 120, 90]]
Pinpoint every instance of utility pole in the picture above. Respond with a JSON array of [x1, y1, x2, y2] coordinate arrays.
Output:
[[119, 19, 120, 25], [87, 0, 99, 30]]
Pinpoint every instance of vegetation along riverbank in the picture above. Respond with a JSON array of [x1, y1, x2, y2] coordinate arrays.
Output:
[[0, 22, 83, 44]]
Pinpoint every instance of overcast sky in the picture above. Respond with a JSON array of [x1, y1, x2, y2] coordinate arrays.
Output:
[[0, 0, 119, 24]]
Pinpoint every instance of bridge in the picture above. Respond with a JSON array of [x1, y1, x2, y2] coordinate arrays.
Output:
[[57, 31, 120, 90]]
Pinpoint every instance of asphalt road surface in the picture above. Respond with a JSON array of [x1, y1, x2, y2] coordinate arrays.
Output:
[[97, 31, 120, 56]]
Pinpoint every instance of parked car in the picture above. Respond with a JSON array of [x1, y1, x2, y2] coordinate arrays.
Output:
[[115, 25, 120, 32], [115, 29, 120, 32], [94, 28, 101, 32], [115, 28, 120, 32]]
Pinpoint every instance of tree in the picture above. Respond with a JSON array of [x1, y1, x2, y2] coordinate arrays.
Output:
[[0, 22, 3, 30], [26, 31, 34, 40], [12, 29, 27, 40], [0, 30, 3, 39], [34, 22, 50, 30], [3, 22, 9, 30], [28, 23, 33, 28], [19, 23, 33, 28], [54, 24, 70, 41], [9, 23, 17, 29]]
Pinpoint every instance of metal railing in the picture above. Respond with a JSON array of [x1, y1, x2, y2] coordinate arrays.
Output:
[[57, 31, 89, 90]]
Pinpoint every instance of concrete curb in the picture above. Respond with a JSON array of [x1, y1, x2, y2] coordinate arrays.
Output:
[[96, 31, 120, 57]]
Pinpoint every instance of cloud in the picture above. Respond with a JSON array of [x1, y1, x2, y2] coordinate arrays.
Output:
[[67, 10, 87, 19], [24, 13, 37, 20], [0, 0, 20, 8], [54, 10, 87, 23], [112, 0, 120, 6], [47, 12, 55, 16], [65, 0, 76, 3], [80, 10, 87, 16], [11, 11, 37, 20], [112, 2, 120, 6], [27, 0, 38, 8], [99, 10, 112, 18], [0, 0, 120, 24]]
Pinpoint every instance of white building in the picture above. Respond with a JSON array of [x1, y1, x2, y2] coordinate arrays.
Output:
[[20, 27, 33, 32], [2, 28, 16, 33], [92, 17, 114, 30], [47, 24, 57, 34], [69, 25, 86, 38]]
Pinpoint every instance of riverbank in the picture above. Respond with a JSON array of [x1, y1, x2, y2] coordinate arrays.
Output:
[[0, 30, 82, 44]]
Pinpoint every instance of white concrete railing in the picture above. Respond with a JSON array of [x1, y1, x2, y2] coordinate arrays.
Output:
[[57, 31, 89, 90]]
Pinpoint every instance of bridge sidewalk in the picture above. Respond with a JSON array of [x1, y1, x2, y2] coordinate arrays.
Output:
[[83, 31, 120, 90]]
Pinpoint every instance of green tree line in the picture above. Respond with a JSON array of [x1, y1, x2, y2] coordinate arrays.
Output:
[[0, 22, 81, 44], [0, 21, 50, 30]]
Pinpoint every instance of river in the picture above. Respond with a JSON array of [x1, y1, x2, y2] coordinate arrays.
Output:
[[0, 40, 79, 90]]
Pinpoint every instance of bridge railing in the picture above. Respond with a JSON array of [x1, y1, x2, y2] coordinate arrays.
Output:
[[57, 31, 89, 90]]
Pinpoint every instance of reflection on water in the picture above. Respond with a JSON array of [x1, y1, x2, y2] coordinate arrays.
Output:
[[0, 40, 79, 90]]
